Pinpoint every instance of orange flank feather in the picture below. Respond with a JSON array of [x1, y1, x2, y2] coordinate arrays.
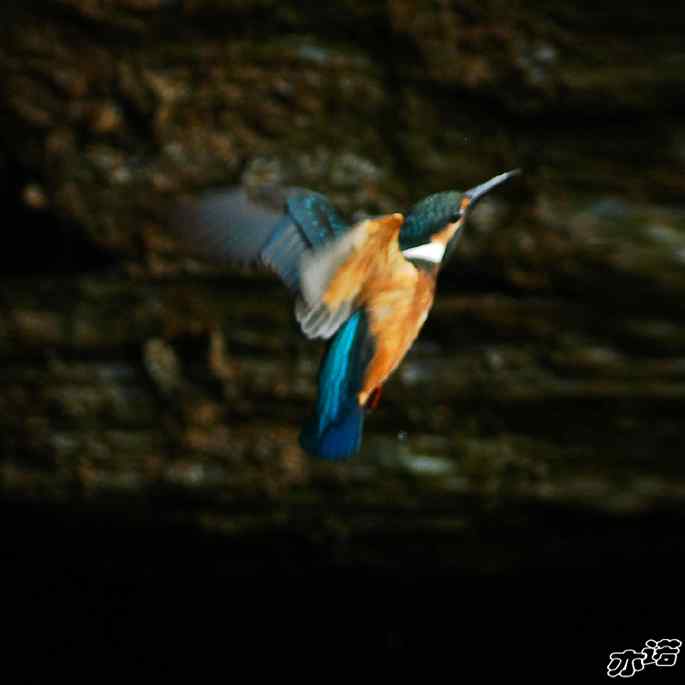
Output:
[[359, 268, 435, 406], [320, 212, 437, 408]]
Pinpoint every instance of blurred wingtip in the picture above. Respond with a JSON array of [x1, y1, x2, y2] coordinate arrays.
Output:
[[168, 186, 285, 266]]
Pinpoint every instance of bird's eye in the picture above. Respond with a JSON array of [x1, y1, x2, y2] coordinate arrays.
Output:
[[449, 212, 462, 223]]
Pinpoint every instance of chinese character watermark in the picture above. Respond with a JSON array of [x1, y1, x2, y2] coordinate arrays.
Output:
[[608, 639, 681, 678]]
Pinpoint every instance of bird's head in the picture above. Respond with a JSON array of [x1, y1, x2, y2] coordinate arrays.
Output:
[[400, 169, 520, 266]]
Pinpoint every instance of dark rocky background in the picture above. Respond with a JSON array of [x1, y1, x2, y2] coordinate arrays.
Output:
[[1, 0, 684, 670]]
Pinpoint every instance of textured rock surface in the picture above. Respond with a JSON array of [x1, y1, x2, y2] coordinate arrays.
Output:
[[1, 1, 684, 572]]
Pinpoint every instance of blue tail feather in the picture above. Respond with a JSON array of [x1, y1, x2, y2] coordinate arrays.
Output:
[[300, 403, 364, 460], [300, 310, 374, 460]]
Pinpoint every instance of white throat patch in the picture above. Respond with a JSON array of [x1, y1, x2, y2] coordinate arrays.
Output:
[[401, 241, 445, 263]]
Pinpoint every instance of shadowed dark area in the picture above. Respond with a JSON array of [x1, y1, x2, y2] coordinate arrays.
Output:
[[0, 159, 118, 275]]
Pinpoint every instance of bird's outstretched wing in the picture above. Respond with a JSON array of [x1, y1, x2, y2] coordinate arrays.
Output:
[[171, 184, 348, 292], [172, 186, 404, 341]]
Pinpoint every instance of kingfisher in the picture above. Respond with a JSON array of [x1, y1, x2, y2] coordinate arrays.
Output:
[[172, 169, 519, 460]]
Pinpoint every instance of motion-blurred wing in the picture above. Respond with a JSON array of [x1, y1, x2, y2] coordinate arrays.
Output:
[[173, 186, 286, 264], [171, 185, 348, 293]]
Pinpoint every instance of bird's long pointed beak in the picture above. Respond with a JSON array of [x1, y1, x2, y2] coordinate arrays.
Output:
[[463, 169, 521, 208]]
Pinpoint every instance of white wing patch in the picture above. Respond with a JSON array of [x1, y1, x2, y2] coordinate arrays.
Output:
[[401, 241, 445, 263], [295, 297, 355, 339]]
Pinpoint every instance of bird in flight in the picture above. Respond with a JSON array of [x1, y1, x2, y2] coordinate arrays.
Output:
[[172, 169, 519, 459]]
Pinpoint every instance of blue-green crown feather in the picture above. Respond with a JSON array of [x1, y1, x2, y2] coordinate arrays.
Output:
[[400, 191, 462, 250]]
